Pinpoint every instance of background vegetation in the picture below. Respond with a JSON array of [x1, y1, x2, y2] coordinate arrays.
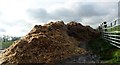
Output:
[[0, 41, 13, 49], [107, 25, 120, 32], [88, 37, 120, 63], [0, 35, 20, 49]]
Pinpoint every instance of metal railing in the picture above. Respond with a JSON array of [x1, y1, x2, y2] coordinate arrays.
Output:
[[98, 18, 120, 48]]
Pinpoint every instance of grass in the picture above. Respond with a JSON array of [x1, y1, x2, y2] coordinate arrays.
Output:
[[0, 41, 13, 49], [0, 42, 2, 49], [107, 25, 120, 32], [109, 49, 120, 63], [88, 37, 120, 63]]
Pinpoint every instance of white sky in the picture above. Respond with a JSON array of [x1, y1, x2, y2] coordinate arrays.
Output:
[[0, 0, 119, 36]]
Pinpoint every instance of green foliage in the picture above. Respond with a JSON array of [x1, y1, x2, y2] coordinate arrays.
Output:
[[109, 49, 120, 63], [0, 35, 20, 49], [88, 37, 120, 63], [107, 25, 120, 32], [0, 41, 13, 49]]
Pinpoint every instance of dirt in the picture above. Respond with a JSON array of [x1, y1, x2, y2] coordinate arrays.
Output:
[[65, 42, 101, 64], [0, 21, 100, 65], [54, 42, 101, 64]]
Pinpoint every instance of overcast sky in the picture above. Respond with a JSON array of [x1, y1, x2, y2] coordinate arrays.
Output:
[[0, 0, 119, 36]]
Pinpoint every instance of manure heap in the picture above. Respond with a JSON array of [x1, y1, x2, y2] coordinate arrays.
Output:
[[0, 21, 99, 65]]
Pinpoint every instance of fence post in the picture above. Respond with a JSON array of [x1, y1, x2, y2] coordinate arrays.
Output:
[[114, 20, 117, 25], [104, 21, 107, 32]]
